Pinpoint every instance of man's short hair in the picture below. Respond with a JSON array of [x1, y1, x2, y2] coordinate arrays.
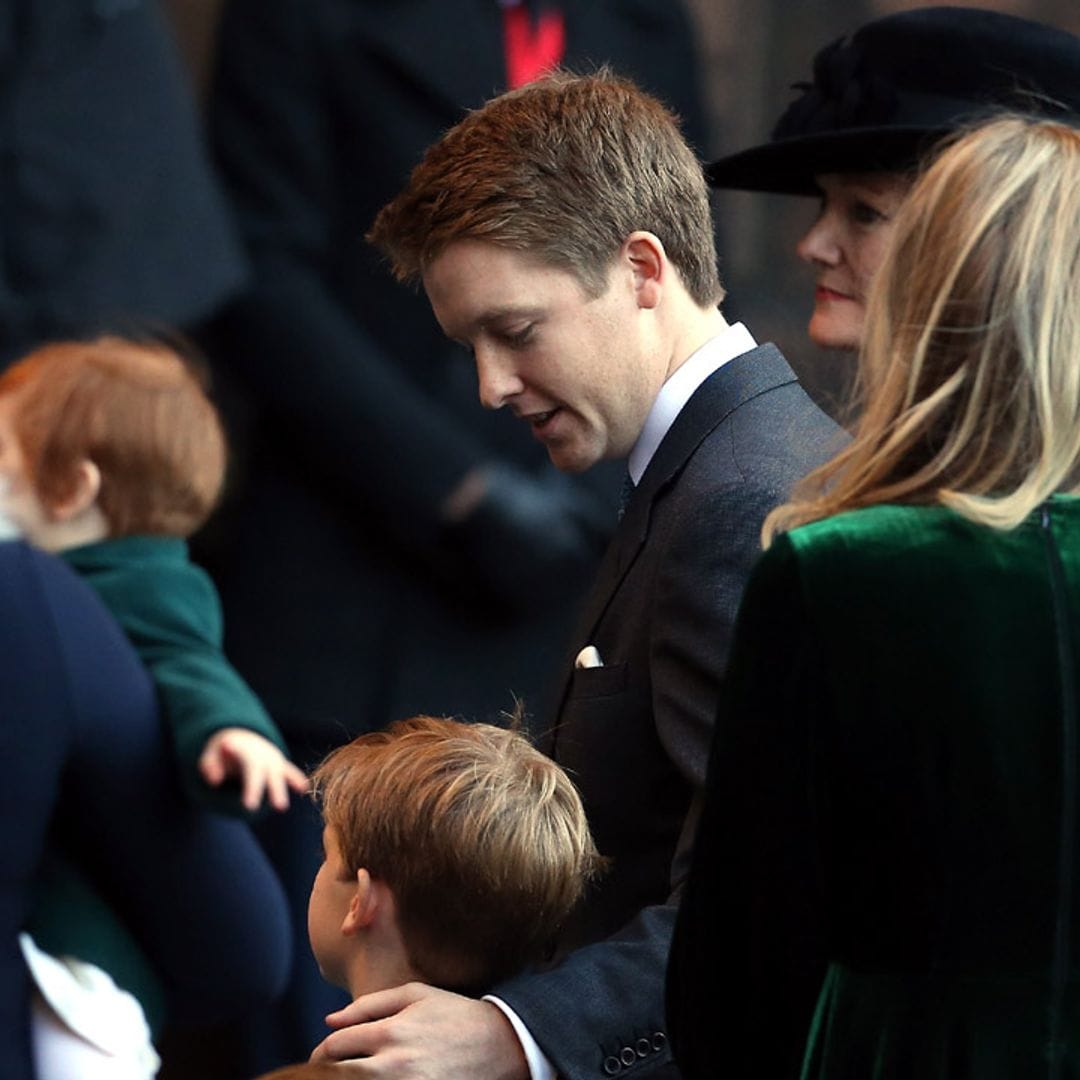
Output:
[[369, 69, 723, 306], [0, 336, 226, 538], [312, 715, 603, 992]]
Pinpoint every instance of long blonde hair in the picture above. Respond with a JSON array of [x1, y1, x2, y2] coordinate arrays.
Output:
[[766, 116, 1080, 542]]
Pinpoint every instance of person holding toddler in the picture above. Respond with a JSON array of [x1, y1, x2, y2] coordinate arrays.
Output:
[[0, 335, 304, 1075]]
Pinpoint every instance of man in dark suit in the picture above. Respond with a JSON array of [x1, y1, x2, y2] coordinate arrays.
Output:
[[312, 71, 842, 1078]]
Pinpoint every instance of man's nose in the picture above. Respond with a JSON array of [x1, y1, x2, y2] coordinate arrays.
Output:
[[474, 347, 524, 410], [796, 217, 841, 268]]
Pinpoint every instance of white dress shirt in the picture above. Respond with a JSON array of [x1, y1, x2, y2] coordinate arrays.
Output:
[[628, 321, 757, 485]]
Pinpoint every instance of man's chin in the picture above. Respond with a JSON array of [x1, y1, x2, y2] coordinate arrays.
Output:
[[546, 444, 598, 474]]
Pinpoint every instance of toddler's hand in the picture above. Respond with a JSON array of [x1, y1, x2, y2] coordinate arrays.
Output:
[[199, 727, 309, 812]]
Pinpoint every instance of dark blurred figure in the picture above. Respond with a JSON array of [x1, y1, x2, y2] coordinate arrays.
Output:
[[0, 0, 245, 366], [0, 4, 295, 1074], [200, 0, 707, 1071], [0, 538, 291, 1080]]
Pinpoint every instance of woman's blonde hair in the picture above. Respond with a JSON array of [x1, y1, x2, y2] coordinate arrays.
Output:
[[766, 116, 1080, 541]]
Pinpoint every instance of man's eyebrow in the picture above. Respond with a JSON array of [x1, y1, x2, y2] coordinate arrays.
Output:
[[440, 304, 545, 345], [461, 305, 544, 334]]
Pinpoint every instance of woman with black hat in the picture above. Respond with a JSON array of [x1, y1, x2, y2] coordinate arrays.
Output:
[[669, 112, 1080, 1078], [708, 6, 1080, 354]]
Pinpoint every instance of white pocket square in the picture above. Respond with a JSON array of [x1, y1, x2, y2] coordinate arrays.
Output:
[[574, 645, 604, 669]]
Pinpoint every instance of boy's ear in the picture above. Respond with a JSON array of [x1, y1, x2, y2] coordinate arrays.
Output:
[[342, 868, 379, 936], [48, 459, 102, 522]]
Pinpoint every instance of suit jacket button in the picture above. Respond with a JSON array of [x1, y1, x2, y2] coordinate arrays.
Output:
[[620, 1047, 637, 1067], [652, 1032, 667, 1052], [603, 1056, 622, 1075], [636, 1037, 652, 1057]]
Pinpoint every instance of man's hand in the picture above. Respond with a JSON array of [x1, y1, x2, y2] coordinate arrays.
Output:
[[310, 983, 530, 1080], [198, 727, 309, 811]]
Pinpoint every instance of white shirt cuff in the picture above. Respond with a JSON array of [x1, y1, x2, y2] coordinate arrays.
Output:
[[483, 995, 557, 1080]]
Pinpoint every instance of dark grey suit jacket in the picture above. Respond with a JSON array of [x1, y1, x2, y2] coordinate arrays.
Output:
[[497, 343, 844, 1078]]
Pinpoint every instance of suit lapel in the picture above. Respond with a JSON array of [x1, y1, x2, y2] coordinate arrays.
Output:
[[578, 343, 796, 640], [633, 342, 796, 511], [547, 343, 798, 738]]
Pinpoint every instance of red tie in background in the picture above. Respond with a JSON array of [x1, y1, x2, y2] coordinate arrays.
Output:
[[502, 2, 566, 89]]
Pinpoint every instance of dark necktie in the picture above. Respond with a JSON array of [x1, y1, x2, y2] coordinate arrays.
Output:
[[618, 471, 635, 521]]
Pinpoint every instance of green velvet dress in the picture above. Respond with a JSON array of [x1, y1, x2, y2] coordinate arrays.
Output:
[[668, 498, 1080, 1078]]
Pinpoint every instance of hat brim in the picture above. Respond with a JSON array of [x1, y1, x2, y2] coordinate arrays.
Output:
[[707, 126, 952, 195]]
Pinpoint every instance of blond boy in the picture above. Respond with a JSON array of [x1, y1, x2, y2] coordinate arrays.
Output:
[[308, 716, 602, 1001]]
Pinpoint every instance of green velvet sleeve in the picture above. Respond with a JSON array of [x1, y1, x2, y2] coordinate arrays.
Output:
[[668, 535, 829, 1079]]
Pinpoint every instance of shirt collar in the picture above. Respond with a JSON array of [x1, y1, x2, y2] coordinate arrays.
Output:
[[627, 321, 757, 485]]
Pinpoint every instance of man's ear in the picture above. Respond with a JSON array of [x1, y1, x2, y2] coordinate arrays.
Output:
[[342, 868, 379, 936], [623, 231, 665, 310], [48, 460, 102, 522]]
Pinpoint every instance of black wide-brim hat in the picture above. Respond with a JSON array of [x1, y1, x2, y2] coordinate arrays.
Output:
[[707, 6, 1080, 196]]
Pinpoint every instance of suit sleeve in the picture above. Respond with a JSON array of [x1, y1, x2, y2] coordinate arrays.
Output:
[[667, 536, 828, 1079], [650, 468, 788, 802]]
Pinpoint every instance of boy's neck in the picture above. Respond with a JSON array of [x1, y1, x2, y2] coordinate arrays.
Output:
[[344, 938, 423, 999]]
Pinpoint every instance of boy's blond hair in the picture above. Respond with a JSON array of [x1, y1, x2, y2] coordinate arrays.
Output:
[[312, 715, 603, 992], [0, 335, 226, 537]]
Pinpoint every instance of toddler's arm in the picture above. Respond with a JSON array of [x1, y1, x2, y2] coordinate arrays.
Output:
[[199, 727, 309, 812]]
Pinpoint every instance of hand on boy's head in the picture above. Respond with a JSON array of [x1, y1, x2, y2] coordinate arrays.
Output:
[[199, 727, 309, 812], [310, 983, 528, 1079]]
